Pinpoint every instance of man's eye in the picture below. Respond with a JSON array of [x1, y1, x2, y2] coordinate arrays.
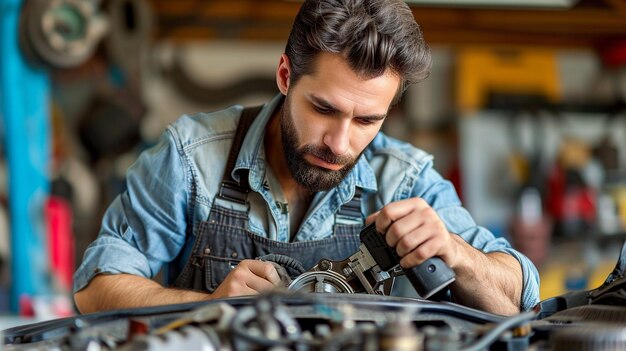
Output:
[[314, 106, 333, 115], [356, 118, 375, 126]]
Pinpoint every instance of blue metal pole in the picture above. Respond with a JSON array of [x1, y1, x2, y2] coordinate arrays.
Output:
[[0, 0, 51, 312]]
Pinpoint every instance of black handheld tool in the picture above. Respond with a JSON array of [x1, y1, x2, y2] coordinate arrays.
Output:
[[360, 223, 456, 299]]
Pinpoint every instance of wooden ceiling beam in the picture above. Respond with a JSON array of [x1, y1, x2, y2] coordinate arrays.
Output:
[[602, 0, 626, 15], [150, 0, 626, 46], [151, 1, 300, 20]]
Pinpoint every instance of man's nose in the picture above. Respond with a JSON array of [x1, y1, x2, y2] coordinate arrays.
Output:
[[322, 120, 350, 156]]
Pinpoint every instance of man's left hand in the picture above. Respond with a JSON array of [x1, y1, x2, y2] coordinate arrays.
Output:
[[366, 197, 524, 315], [366, 197, 459, 269]]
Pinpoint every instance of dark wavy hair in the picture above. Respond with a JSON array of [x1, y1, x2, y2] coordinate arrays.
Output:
[[285, 0, 431, 100]]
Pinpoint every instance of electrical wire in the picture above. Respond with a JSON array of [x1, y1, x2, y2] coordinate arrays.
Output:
[[459, 310, 537, 351]]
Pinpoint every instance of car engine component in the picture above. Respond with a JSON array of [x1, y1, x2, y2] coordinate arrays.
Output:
[[3, 240, 626, 350], [288, 223, 456, 299]]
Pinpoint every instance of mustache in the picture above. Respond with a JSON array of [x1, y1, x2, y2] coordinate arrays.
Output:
[[301, 144, 354, 166]]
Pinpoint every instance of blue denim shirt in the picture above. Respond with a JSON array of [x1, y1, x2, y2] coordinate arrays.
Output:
[[74, 94, 540, 310]]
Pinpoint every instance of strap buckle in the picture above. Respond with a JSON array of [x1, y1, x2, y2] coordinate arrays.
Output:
[[218, 180, 249, 205], [336, 188, 363, 221]]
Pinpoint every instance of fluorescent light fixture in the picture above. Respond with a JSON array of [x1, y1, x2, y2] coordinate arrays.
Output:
[[404, 0, 579, 8]]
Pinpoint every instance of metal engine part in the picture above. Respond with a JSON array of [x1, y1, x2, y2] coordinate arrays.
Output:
[[288, 270, 355, 294], [5, 291, 626, 351], [117, 325, 221, 351], [551, 324, 626, 351], [287, 223, 454, 298], [286, 244, 395, 296], [3, 243, 626, 350]]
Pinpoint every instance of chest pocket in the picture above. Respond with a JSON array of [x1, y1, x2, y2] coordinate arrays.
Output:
[[204, 254, 243, 292]]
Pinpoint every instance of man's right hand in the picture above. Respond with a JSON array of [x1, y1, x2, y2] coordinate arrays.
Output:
[[75, 260, 282, 314], [210, 259, 282, 299]]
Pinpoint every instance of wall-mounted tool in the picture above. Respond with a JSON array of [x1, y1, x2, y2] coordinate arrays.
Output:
[[19, 0, 108, 68], [105, 0, 152, 79], [289, 223, 456, 299]]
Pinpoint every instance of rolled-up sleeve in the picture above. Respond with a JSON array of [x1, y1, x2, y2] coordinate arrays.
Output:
[[73, 128, 190, 293], [454, 222, 540, 311]]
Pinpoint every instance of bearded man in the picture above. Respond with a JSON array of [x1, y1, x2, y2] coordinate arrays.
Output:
[[74, 0, 539, 316]]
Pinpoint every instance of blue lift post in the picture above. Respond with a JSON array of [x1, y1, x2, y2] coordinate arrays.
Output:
[[0, 0, 51, 312]]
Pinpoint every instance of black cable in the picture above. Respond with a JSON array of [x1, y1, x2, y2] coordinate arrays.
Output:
[[459, 311, 537, 351]]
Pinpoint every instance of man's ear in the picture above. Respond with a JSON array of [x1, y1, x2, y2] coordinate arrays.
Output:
[[276, 53, 291, 95]]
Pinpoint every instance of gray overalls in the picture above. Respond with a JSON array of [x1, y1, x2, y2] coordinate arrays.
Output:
[[172, 106, 363, 292]]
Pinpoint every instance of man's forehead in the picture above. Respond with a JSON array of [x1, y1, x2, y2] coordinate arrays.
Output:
[[303, 53, 399, 102], [308, 52, 399, 80]]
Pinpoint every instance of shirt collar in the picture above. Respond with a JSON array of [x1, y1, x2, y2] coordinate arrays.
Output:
[[233, 93, 378, 195]]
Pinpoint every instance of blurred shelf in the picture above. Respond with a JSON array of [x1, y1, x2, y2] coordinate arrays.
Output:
[[553, 231, 626, 246]]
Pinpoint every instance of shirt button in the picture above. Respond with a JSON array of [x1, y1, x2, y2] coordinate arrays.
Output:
[[204, 248, 211, 255], [231, 252, 238, 258]]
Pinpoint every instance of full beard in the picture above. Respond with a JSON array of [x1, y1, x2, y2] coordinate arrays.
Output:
[[280, 95, 360, 193]]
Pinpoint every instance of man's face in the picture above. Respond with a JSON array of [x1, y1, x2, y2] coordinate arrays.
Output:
[[279, 52, 401, 192]]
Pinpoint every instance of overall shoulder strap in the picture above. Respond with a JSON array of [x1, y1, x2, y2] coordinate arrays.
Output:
[[217, 105, 264, 204], [219, 104, 364, 221], [337, 187, 363, 219]]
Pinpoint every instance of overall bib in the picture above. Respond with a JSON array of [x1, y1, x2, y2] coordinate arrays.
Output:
[[172, 106, 363, 292]]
